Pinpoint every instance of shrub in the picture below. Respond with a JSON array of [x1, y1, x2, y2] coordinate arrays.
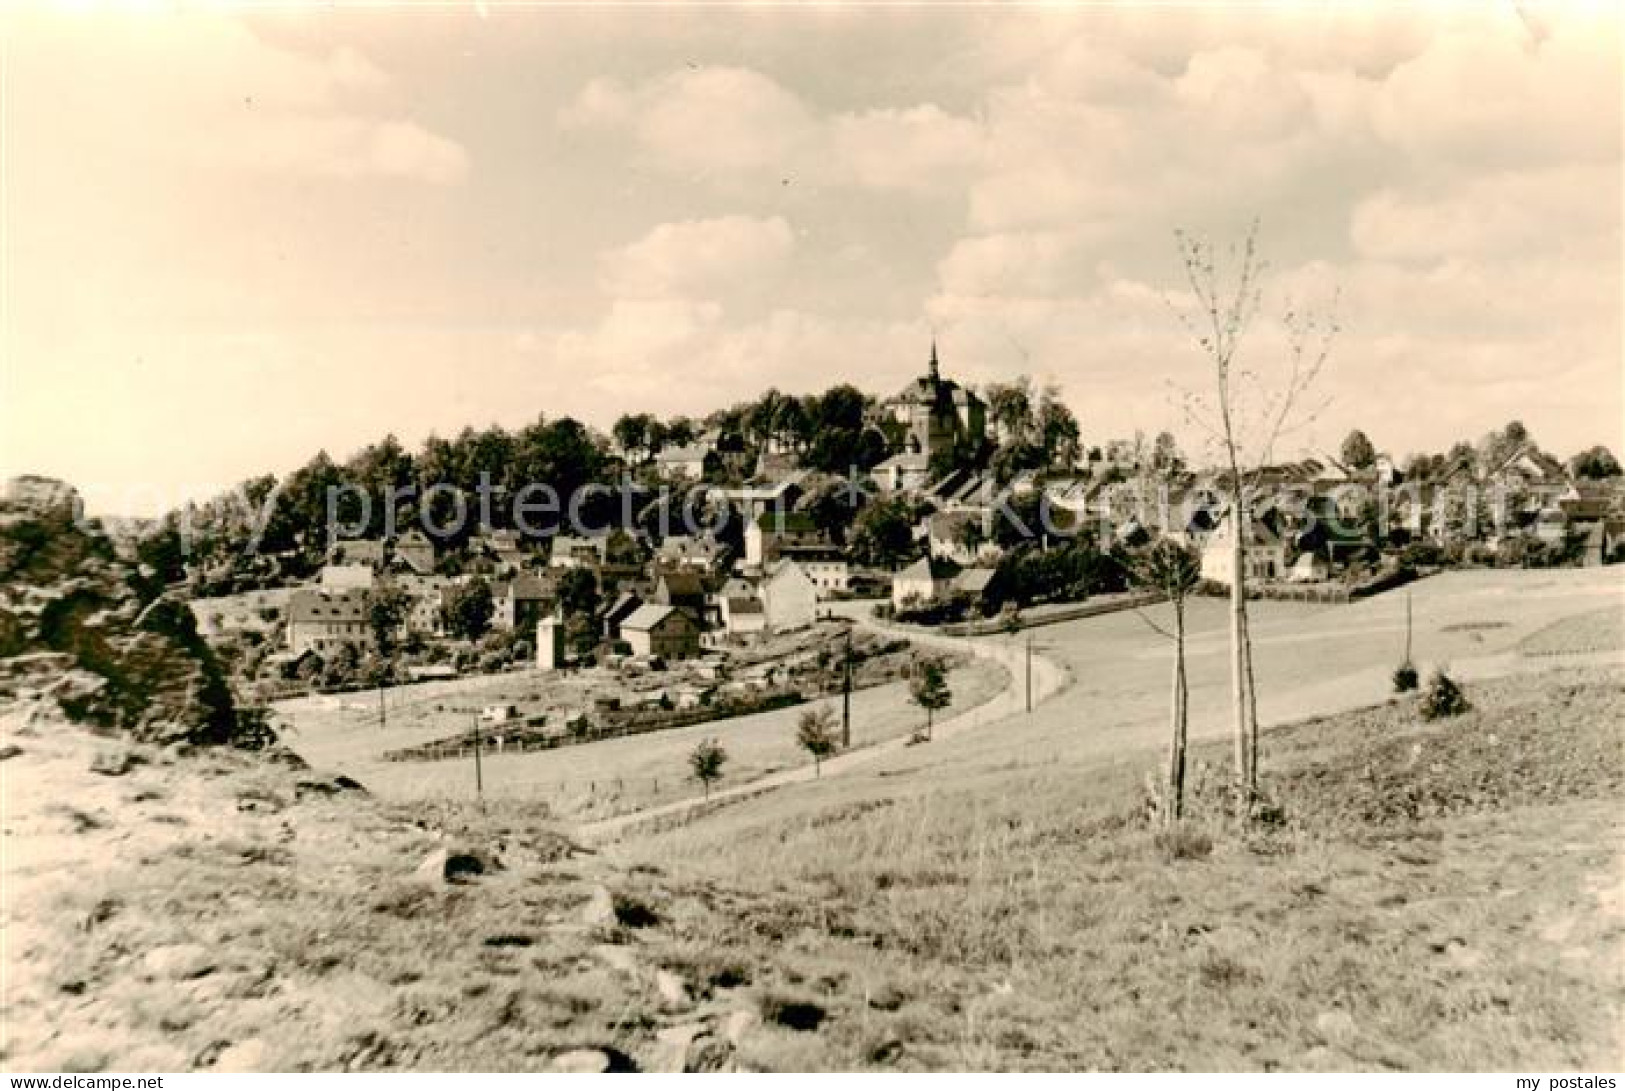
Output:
[[1153, 824, 1214, 861], [1392, 661, 1419, 693], [1419, 668, 1469, 720]]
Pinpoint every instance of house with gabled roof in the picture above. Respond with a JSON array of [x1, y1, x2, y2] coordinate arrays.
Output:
[[891, 555, 959, 610], [394, 529, 437, 575], [621, 604, 700, 660], [761, 560, 820, 630], [492, 574, 558, 632], [1200, 514, 1289, 586], [745, 510, 830, 567], [654, 569, 708, 622], [548, 534, 607, 569], [286, 589, 375, 656], [602, 591, 644, 641], [654, 442, 715, 480]]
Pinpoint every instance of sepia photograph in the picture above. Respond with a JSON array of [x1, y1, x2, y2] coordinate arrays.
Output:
[[1, 0, 1621, 1077]]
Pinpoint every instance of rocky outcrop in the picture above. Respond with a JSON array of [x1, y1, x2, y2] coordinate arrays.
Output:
[[0, 477, 237, 744]]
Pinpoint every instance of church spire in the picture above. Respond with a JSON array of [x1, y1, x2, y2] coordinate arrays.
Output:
[[928, 338, 940, 382]]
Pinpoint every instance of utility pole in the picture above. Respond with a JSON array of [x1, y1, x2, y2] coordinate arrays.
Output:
[[1404, 591, 1414, 663], [472, 714, 484, 798], [841, 630, 852, 749], [378, 683, 386, 731], [1025, 633, 1033, 714]]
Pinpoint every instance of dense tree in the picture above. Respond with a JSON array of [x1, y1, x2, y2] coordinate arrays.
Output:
[[366, 583, 412, 661], [795, 706, 840, 777], [1569, 445, 1621, 480], [1036, 385, 1082, 469], [442, 578, 494, 640], [688, 737, 727, 800], [1150, 431, 1186, 477], [612, 413, 658, 461], [1481, 420, 1530, 467], [848, 497, 917, 568], [1340, 429, 1377, 471], [556, 566, 600, 619], [908, 658, 952, 741], [985, 376, 1035, 443]]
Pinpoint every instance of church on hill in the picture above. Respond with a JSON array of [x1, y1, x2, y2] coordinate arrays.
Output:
[[872, 342, 987, 492]]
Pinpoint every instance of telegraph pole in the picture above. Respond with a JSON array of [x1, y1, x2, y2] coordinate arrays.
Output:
[[841, 630, 852, 749], [472, 714, 484, 798], [1025, 633, 1033, 714]]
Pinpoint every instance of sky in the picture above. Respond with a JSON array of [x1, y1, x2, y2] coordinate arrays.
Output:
[[2, 2, 1620, 515]]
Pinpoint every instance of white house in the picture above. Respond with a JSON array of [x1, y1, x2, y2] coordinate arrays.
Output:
[[891, 556, 954, 610], [655, 443, 713, 479], [1200, 515, 1288, 586], [761, 561, 819, 631]]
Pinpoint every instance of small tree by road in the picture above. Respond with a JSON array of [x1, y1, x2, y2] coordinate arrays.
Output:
[[796, 706, 840, 777], [689, 737, 727, 800], [909, 658, 952, 741], [1127, 538, 1202, 824]]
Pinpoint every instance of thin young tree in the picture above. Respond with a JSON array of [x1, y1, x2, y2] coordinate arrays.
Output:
[[688, 737, 727, 800], [908, 658, 952, 741], [1128, 538, 1203, 823], [795, 705, 840, 777], [1170, 221, 1337, 812]]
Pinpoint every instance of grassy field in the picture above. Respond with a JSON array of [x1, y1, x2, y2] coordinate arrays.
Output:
[[615, 665, 1624, 1070], [281, 654, 1007, 822], [8, 568, 1619, 1071]]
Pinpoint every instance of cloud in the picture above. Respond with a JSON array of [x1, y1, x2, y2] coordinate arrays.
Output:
[[559, 65, 984, 193], [1350, 164, 1618, 264], [10, 12, 468, 185], [600, 216, 795, 299]]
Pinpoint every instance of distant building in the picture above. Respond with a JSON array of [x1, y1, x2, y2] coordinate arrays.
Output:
[[653, 570, 708, 622], [654, 443, 714, 480], [776, 553, 850, 599], [492, 574, 557, 632], [876, 341, 986, 476], [621, 604, 701, 660], [602, 591, 644, 641], [1286, 552, 1330, 583], [657, 534, 730, 572], [927, 510, 1002, 567], [286, 589, 374, 656], [719, 595, 767, 639], [872, 451, 931, 495], [394, 530, 437, 575], [328, 539, 385, 568], [548, 535, 607, 569], [745, 511, 830, 567], [719, 478, 803, 523], [762, 561, 820, 630], [891, 555, 957, 610], [399, 576, 450, 635], [951, 566, 1000, 607], [319, 563, 375, 592], [536, 614, 566, 670], [1200, 515, 1288, 586]]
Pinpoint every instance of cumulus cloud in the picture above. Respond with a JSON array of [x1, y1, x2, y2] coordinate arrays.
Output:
[[12, 12, 469, 185], [559, 66, 985, 192], [544, 6, 1618, 457], [600, 216, 796, 299]]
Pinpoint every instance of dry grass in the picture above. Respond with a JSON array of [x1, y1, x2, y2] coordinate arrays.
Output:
[[1518, 605, 1625, 657], [620, 666, 1625, 1071]]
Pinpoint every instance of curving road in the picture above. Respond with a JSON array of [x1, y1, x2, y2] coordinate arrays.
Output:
[[576, 602, 1069, 842]]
